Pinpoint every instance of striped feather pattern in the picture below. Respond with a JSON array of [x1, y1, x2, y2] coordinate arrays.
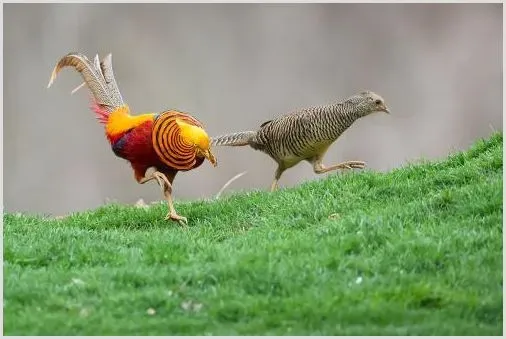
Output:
[[152, 110, 205, 170], [211, 131, 257, 146], [211, 91, 386, 166], [47, 53, 114, 111], [99, 54, 124, 108], [254, 101, 360, 161]]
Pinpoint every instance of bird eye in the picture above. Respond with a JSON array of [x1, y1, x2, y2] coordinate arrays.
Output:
[[375, 99, 382, 105]]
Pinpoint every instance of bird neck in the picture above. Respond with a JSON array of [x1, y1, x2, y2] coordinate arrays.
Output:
[[333, 99, 367, 116], [318, 102, 361, 140]]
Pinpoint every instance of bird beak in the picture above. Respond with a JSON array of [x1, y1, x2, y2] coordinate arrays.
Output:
[[203, 149, 217, 167], [380, 104, 390, 114]]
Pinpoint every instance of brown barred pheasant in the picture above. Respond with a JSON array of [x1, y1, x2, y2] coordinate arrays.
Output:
[[211, 91, 389, 191]]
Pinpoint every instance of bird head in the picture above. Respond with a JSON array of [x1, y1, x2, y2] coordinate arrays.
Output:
[[175, 118, 217, 167], [352, 91, 390, 116]]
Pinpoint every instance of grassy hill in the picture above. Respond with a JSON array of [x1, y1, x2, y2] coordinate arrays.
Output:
[[3, 132, 503, 335]]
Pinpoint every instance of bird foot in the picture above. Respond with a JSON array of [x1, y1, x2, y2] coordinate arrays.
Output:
[[165, 212, 188, 226], [340, 161, 366, 170]]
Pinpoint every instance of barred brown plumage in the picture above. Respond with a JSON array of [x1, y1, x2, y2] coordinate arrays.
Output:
[[211, 131, 257, 147], [211, 91, 390, 191], [152, 111, 205, 170]]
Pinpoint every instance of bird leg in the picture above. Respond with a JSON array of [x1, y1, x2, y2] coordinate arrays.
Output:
[[270, 179, 279, 192], [162, 186, 188, 226], [270, 165, 286, 192], [157, 178, 188, 226], [138, 170, 170, 187], [137, 170, 187, 226], [312, 158, 366, 174]]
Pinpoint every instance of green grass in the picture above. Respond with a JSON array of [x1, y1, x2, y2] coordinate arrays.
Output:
[[4, 132, 503, 335]]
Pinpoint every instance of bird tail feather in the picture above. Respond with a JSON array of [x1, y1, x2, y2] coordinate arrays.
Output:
[[47, 52, 126, 124], [211, 131, 257, 147]]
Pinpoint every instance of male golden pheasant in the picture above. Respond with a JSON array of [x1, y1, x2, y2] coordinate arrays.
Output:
[[211, 91, 389, 191], [47, 52, 217, 224]]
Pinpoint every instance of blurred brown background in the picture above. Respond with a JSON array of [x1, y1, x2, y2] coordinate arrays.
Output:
[[4, 3, 502, 216]]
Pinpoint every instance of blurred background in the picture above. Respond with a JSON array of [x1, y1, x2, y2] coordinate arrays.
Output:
[[4, 3, 502, 216]]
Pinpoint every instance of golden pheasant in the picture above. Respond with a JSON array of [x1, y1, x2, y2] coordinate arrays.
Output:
[[47, 52, 217, 224], [211, 91, 389, 191]]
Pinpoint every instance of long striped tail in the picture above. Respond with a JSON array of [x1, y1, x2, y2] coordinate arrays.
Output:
[[211, 131, 257, 146], [47, 52, 125, 124]]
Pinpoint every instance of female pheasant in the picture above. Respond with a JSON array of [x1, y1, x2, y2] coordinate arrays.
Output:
[[47, 52, 217, 225], [211, 91, 389, 191]]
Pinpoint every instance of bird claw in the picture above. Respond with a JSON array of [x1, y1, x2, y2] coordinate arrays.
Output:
[[342, 161, 366, 170], [165, 213, 188, 226]]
